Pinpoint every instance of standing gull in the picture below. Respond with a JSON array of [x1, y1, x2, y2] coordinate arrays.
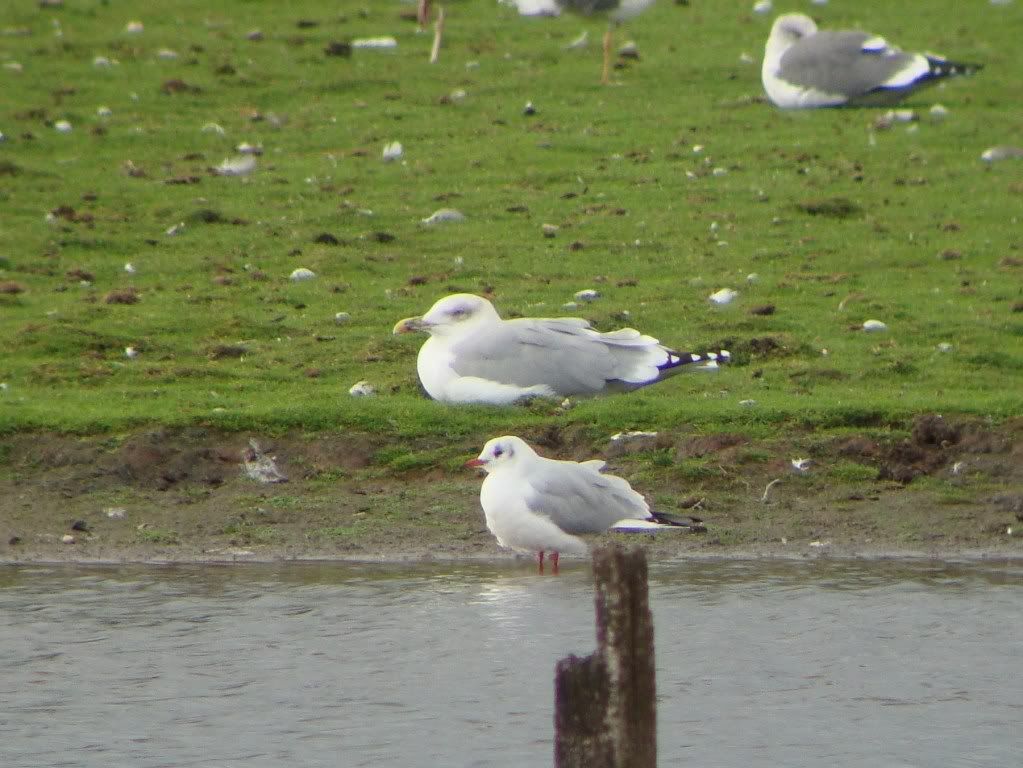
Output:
[[504, 0, 656, 84], [466, 436, 696, 573], [393, 293, 729, 405], [762, 13, 982, 109]]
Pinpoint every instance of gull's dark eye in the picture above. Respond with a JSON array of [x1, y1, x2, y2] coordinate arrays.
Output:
[[449, 307, 468, 318], [493, 446, 504, 458]]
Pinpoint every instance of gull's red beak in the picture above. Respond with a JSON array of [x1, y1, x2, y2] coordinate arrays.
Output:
[[464, 458, 485, 468]]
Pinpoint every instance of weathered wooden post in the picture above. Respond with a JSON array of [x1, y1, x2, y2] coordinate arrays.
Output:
[[554, 545, 656, 768]]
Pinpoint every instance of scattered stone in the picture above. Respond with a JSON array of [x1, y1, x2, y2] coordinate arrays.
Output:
[[0, 281, 25, 295], [348, 380, 376, 397], [421, 208, 465, 225], [541, 223, 559, 238], [236, 142, 262, 155], [289, 267, 316, 281], [242, 439, 287, 483], [790, 458, 812, 474], [105, 507, 127, 520], [382, 141, 403, 162], [709, 288, 738, 305], [324, 41, 352, 57], [752, 0, 773, 14], [8, 536, 21, 546], [351, 37, 398, 49], [749, 304, 775, 316], [862, 319, 887, 332], [981, 146, 1023, 162], [334, 311, 351, 324], [314, 232, 340, 245], [124, 346, 139, 359], [104, 288, 139, 305], [54, 119, 72, 133], [61, 534, 76, 544], [523, 101, 537, 116], [214, 155, 256, 176], [71, 520, 90, 532], [124, 20, 144, 34], [574, 289, 600, 302]]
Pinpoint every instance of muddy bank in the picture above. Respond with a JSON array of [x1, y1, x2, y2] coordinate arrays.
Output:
[[1, 414, 1022, 564]]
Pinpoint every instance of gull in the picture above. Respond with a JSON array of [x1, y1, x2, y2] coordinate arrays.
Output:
[[466, 435, 697, 573], [762, 13, 982, 109], [503, 0, 656, 85], [393, 293, 729, 405]]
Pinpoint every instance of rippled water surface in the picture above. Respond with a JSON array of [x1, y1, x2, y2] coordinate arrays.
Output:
[[1, 558, 1020, 767]]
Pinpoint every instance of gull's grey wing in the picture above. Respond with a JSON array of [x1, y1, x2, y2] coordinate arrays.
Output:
[[523, 458, 649, 534], [448, 318, 621, 396], [779, 30, 916, 97]]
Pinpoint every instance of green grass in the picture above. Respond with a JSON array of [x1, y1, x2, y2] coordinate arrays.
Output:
[[2, 0, 1022, 440]]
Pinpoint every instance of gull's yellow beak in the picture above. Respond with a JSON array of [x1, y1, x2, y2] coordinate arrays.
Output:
[[392, 316, 427, 335]]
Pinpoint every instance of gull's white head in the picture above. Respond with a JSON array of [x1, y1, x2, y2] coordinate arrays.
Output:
[[465, 435, 535, 473], [769, 13, 818, 48], [393, 293, 501, 337]]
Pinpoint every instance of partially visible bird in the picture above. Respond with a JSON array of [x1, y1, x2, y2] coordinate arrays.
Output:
[[466, 435, 698, 573], [762, 13, 982, 109], [393, 293, 729, 405], [503, 0, 656, 84]]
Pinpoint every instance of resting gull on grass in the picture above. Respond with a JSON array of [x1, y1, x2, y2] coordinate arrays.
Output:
[[466, 435, 699, 573], [503, 0, 656, 84], [393, 293, 728, 405], [762, 13, 982, 109]]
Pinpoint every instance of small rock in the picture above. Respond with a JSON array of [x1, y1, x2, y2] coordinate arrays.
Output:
[[981, 146, 1023, 162], [62, 534, 76, 544], [214, 155, 256, 176], [54, 119, 72, 133], [124, 20, 144, 34], [709, 288, 738, 305], [125, 346, 139, 359], [166, 222, 185, 236], [574, 289, 600, 302], [752, 0, 773, 15], [202, 122, 226, 135], [382, 141, 403, 162], [523, 101, 537, 116], [929, 103, 949, 120], [862, 319, 888, 332], [124, 262, 136, 274], [739, 399, 757, 407], [334, 311, 352, 324], [351, 37, 398, 49], [236, 142, 262, 155], [541, 223, 559, 238], [290, 267, 316, 281], [71, 520, 90, 532], [790, 458, 812, 474], [348, 380, 376, 397], [421, 208, 465, 225], [105, 507, 127, 520], [97, 106, 113, 117], [242, 439, 288, 483], [937, 342, 953, 353]]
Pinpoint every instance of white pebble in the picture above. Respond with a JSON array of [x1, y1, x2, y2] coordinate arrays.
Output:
[[421, 208, 465, 226], [937, 342, 953, 353], [382, 141, 403, 162], [93, 55, 113, 67], [574, 289, 600, 302], [981, 146, 1023, 162], [124, 262, 136, 273], [165, 222, 185, 236], [202, 122, 226, 135], [739, 52, 755, 64], [752, 1, 773, 15], [348, 380, 376, 397], [215, 155, 256, 176], [236, 142, 262, 155], [97, 106, 113, 117], [709, 288, 738, 305], [62, 534, 76, 544], [561, 301, 579, 311], [790, 458, 812, 473], [541, 223, 559, 237], [156, 48, 179, 60], [929, 103, 949, 120], [712, 167, 728, 176], [862, 319, 888, 332], [124, 20, 144, 34], [334, 311, 351, 324], [289, 268, 316, 282], [739, 399, 757, 407], [746, 273, 759, 284], [351, 37, 398, 49], [125, 346, 139, 359], [105, 507, 127, 520], [54, 120, 72, 133]]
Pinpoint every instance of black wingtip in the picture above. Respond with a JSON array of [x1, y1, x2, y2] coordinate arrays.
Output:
[[925, 56, 983, 80], [650, 510, 707, 532]]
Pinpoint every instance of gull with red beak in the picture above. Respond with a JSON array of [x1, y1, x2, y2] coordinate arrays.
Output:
[[393, 293, 728, 406], [466, 435, 699, 574]]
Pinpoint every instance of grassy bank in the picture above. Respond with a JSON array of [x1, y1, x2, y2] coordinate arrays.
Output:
[[1, 1, 1021, 559]]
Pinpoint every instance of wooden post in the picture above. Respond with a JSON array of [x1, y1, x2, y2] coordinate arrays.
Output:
[[554, 545, 656, 768]]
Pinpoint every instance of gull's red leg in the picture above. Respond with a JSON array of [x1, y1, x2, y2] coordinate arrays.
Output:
[[552, 551, 560, 575], [537, 551, 545, 575]]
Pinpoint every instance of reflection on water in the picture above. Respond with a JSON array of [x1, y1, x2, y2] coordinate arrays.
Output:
[[0, 559, 1020, 768]]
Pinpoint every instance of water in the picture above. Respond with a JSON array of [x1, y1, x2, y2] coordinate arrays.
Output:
[[1, 559, 1020, 768]]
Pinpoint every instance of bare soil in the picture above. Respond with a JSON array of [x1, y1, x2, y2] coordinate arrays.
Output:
[[2, 414, 1022, 565]]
